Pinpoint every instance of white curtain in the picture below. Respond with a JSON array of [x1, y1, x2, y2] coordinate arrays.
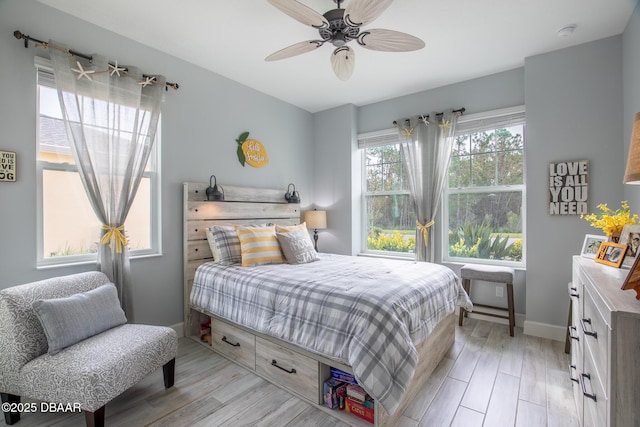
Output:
[[49, 43, 164, 321], [396, 110, 459, 262]]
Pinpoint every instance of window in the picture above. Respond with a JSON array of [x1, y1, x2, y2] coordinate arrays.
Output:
[[443, 107, 525, 266], [36, 60, 160, 266], [359, 132, 416, 255]]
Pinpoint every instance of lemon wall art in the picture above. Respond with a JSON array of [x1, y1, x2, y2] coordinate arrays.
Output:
[[235, 131, 268, 168]]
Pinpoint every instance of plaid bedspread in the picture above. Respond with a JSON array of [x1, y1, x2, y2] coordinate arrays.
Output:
[[190, 254, 472, 414]]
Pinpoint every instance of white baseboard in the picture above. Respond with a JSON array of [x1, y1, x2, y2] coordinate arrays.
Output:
[[170, 322, 184, 338], [523, 320, 566, 342], [455, 307, 565, 342]]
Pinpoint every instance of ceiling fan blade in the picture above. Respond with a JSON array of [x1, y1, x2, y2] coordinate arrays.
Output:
[[267, 0, 329, 29], [343, 0, 394, 27], [265, 40, 324, 61], [331, 46, 355, 81], [357, 29, 425, 52]]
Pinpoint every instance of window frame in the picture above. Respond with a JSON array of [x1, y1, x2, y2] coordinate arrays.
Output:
[[35, 57, 162, 268], [442, 106, 526, 268], [359, 130, 415, 258]]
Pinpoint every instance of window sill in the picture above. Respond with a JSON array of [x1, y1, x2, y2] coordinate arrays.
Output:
[[358, 252, 416, 262], [36, 251, 163, 270]]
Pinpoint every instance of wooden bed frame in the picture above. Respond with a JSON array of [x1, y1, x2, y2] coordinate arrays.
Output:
[[183, 182, 454, 427]]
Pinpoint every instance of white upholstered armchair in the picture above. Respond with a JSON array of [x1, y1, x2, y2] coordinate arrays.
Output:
[[0, 272, 177, 427]]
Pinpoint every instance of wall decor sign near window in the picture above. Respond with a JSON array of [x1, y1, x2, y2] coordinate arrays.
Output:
[[0, 150, 16, 182], [549, 160, 588, 215], [580, 234, 607, 259], [235, 131, 268, 168], [594, 241, 626, 268]]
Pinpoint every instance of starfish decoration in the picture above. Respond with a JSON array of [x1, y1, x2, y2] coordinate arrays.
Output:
[[402, 126, 416, 137], [418, 115, 430, 125], [109, 60, 126, 77], [439, 119, 451, 130], [71, 60, 95, 81], [139, 76, 156, 87], [393, 119, 416, 137]]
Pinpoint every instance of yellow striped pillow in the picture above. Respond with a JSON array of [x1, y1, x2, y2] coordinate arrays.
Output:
[[236, 225, 284, 266], [275, 222, 306, 233]]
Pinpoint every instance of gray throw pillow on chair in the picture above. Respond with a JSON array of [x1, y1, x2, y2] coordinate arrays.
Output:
[[32, 283, 127, 355]]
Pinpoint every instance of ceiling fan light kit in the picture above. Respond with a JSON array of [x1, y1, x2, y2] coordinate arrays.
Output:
[[265, 0, 425, 80]]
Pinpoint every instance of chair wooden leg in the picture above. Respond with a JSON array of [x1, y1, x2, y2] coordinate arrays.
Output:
[[1, 393, 21, 425], [507, 282, 515, 337], [163, 358, 175, 388], [84, 406, 105, 427], [459, 278, 471, 326]]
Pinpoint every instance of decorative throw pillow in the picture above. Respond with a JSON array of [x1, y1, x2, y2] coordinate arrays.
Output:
[[236, 225, 284, 266], [205, 229, 222, 261], [32, 283, 127, 355], [208, 225, 242, 265], [275, 222, 307, 233], [276, 228, 319, 264]]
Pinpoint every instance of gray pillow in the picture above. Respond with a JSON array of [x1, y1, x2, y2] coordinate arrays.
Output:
[[32, 283, 127, 355], [208, 225, 242, 264], [276, 228, 319, 264]]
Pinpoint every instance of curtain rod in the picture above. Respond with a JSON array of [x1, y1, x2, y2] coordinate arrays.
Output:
[[14, 30, 179, 91], [393, 107, 466, 126]]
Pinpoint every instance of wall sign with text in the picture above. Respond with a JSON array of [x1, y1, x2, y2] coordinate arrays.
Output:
[[0, 150, 16, 182], [549, 160, 588, 215], [235, 131, 268, 168]]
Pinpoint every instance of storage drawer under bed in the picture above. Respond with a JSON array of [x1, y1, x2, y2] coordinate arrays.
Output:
[[211, 317, 256, 370], [255, 336, 320, 404]]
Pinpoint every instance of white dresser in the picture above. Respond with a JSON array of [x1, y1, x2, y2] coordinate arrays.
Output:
[[569, 256, 640, 426]]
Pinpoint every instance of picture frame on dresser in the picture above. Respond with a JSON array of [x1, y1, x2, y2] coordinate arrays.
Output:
[[594, 241, 626, 268], [580, 234, 607, 259], [617, 224, 640, 267], [621, 254, 640, 299]]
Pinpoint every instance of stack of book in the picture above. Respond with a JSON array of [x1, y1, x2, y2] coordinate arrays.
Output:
[[323, 367, 374, 424]]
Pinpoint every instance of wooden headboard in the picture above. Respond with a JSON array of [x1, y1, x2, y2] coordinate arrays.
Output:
[[183, 182, 300, 334]]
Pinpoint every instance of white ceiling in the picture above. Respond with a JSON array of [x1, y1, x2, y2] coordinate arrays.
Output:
[[37, 0, 638, 113]]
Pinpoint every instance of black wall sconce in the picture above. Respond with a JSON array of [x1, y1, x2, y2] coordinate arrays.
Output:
[[284, 183, 300, 203], [206, 175, 225, 201]]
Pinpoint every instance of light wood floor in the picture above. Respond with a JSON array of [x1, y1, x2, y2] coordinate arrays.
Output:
[[13, 318, 579, 427]]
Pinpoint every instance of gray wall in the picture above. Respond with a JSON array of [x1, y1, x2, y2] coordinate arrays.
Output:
[[525, 36, 624, 329], [0, 0, 314, 326], [311, 104, 359, 256]]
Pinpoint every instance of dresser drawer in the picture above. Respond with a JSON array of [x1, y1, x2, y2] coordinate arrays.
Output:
[[256, 337, 320, 403], [582, 350, 607, 427], [582, 286, 609, 386], [570, 344, 584, 426], [211, 318, 256, 370]]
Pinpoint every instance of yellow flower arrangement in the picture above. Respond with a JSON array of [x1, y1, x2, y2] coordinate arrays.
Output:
[[581, 201, 639, 237]]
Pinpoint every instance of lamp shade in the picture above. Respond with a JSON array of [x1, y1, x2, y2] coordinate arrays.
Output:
[[623, 112, 640, 184], [305, 210, 327, 230]]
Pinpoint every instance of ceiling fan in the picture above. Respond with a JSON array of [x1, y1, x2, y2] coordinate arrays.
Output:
[[265, 0, 425, 80]]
